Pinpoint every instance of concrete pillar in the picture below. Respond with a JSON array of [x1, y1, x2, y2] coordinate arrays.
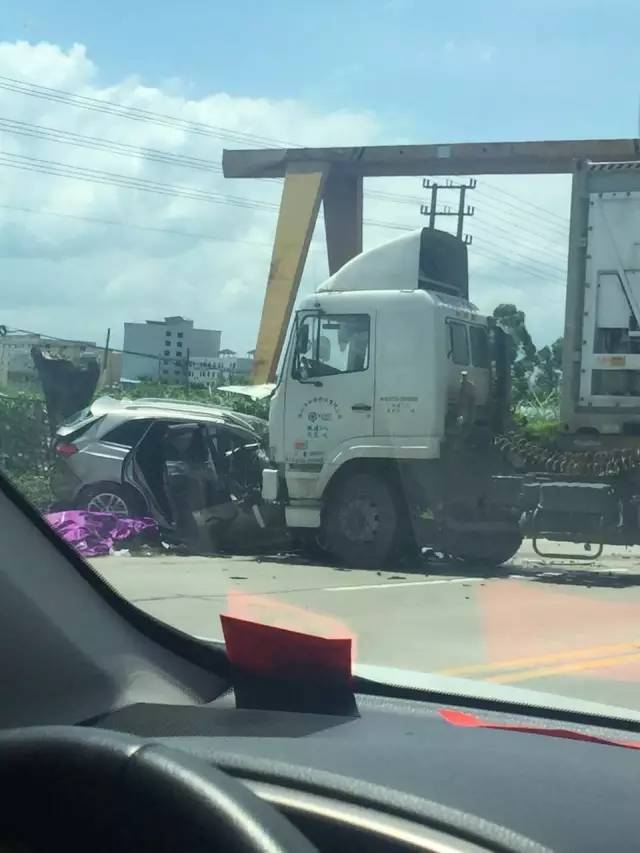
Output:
[[323, 169, 363, 275]]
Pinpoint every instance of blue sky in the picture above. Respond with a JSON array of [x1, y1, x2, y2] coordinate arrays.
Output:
[[6, 0, 640, 142]]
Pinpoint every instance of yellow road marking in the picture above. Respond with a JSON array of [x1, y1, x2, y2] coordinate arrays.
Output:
[[440, 640, 640, 677], [487, 651, 640, 684]]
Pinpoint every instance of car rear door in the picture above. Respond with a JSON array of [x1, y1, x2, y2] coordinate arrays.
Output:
[[121, 420, 172, 527]]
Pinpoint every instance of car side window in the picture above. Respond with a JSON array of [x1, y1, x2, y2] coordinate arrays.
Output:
[[448, 321, 470, 365], [470, 325, 489, 367], [103, 419, 152, 447]]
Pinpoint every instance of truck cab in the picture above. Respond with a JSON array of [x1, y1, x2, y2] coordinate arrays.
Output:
[[265, 228, 506, 568]]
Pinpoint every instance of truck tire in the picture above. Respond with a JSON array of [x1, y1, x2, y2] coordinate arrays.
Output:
[[449, 530, 522, 567], [323, 471, 399, 569], [292, 529, 328, 562]]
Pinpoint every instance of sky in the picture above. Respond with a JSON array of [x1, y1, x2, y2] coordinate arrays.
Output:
[[1, 0, 640, 352]]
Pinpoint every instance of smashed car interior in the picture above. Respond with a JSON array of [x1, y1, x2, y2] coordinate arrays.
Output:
[[125, 418, 276, 554]]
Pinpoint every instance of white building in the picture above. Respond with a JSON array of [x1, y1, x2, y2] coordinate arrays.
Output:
[[189, 351, 255, 385], [122, 316, 221, 384]]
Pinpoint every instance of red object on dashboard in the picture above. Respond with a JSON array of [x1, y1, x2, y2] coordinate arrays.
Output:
[[439, 708, 640, 751], [220, 615, 352, 684]]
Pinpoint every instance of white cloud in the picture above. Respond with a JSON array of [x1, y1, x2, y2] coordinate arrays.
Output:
[[0, 40, 570, 355]]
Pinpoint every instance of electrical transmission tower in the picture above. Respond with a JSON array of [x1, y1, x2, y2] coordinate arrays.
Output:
[[420, 177, 476, 244]]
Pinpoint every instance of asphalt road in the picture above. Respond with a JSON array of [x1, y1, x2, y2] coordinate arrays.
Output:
[[91, 541, 640, 714]]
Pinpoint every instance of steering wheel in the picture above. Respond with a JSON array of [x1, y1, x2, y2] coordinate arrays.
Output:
[[0, 726, 316, 852]]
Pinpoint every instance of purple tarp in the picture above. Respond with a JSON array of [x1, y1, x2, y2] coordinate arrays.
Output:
[[44, 510, 158, 558]]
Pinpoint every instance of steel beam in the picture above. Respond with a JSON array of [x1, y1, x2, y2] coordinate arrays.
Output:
[[224, 137, 640, 385], [252, 165, 327, 384], [323, 169, 363, 275], [223, 138, 640, 179]]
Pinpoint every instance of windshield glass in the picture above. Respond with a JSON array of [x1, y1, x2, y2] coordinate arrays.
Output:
[[5, 1, 640, 720]]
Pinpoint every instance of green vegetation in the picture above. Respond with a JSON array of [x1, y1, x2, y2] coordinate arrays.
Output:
[[492, 303, 563, 406], [492, 304, 562, 440], [102, 381, 269, 419], [0, 391, 53, 509]]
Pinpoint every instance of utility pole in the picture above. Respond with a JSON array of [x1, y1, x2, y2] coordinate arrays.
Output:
[[102, 328, 111, 372], [185, 347, 191, 389], [420, 178, 476, 244]]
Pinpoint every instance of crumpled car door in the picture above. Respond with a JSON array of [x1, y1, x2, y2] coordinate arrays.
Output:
[[121, 421, 172, 529], [162, 423, 240, 553]]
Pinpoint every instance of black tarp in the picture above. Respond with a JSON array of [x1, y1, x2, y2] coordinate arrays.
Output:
[[31, 347, 101, 434]]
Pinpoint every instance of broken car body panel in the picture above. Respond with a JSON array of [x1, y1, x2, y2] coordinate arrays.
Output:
[[121, 413, 274, 553]]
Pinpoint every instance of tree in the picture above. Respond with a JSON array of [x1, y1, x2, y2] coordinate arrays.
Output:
[[492, 305, 563, 402], [492, 304, 538, 401], [534, 337, 563, 395]]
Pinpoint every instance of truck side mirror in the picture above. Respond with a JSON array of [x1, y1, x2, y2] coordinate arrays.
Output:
[[296, 323, 309, 355]]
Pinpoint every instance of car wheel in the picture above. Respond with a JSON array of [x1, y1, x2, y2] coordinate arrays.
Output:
[[324, 471, 399, 569], [77, 484, 144, 518]]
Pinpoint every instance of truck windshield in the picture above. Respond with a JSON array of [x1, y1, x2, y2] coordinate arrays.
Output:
[[293, 314, 370, 378]]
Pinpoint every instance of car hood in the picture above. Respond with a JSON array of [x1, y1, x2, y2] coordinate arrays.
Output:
[[219, 383, 276, 401]]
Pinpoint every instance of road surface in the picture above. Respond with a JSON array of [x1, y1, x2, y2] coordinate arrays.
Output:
[[91, 541, 640, 714]]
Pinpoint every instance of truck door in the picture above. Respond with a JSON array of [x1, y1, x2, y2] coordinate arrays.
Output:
[[446, 320, 490, 415], [284, 312, 374, 469]]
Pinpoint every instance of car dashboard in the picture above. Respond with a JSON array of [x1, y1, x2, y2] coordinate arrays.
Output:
[[90, 688, 639, 852]]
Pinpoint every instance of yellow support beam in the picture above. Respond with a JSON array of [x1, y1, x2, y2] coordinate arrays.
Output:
[[252, 166, 327, 384]]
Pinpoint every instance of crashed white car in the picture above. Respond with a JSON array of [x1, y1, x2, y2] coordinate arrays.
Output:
[[52, 396, 277, 552]]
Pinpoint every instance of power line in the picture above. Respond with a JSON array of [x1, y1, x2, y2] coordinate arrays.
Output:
[[0, 76, 571, 235], [470, 218, 567, 267], [473, 237, 566, 280], [0, 139, 568, 268], [0, 74, 299, 148], [363, 218, 565, 284], [0, 150, 280, 209], [0, 88, 569, 283], [368, 185, 569, 251], [472, 244, 564, 284], [0, 116, 224, 173], [473, 189, 568, 242], [429, 173, 570, 228], [4, 324, 188, 366], [0, 115, 572, 256], [480, 179, 570, 225], [0, 202, 326, 251], [0, 150, 410, 235], [0, 81, 571, 263], [0, 185, 560, 286]]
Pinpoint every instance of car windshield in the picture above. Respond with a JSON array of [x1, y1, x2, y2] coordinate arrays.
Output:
[[4, 1, 640, 721]]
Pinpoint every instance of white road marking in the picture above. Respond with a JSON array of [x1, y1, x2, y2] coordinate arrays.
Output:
[[325, 577, 482, 592]]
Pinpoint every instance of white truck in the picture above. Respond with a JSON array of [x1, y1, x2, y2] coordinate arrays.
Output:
[[255, 160, 640, 569]]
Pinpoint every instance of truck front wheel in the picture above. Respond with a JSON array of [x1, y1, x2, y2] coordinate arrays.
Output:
[[323, 471, 399, 569]]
